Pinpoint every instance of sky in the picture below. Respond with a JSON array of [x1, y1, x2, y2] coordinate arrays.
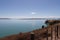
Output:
[[0, 0, 60, 18]]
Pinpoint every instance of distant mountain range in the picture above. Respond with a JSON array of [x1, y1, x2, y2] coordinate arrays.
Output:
[[17, 18, 60, 20], [0, 18, 60, 20], [0, 18, 11, 20], [18, 18, 47, 20]]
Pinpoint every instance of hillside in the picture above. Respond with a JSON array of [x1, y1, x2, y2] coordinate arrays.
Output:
[[0, 20, 60, 40]]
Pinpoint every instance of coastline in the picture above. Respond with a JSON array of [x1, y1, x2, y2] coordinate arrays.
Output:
[[0, 20, 60, 40]]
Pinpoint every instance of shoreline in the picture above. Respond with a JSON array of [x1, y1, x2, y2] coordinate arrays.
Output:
[[0, 20, 60, 40]]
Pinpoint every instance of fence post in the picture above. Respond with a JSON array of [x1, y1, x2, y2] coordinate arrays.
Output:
[[46, 29, 48, 40], [51, 27, 53, 40], [56, 26, 58, 40], [55, 26, 56, 40], [55, 26, 58, 40], [30, 32, 35, 40], [57, 26, 58, 38]]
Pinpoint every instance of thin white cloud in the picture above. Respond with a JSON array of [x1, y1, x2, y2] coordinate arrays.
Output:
[[31, 12, 36, 15]]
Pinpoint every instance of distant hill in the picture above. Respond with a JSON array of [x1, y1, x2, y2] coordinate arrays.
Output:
[[0, 18, 60, 20], [18, 18, 47, 20], [0, 18, 11, 20], [18, 18, 60, 20]]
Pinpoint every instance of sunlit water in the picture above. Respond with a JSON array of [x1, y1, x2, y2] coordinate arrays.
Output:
[[0, 20, 46, 38]]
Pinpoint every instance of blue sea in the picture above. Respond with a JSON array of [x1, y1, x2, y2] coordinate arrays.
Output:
[[0, 20, 46, 38]]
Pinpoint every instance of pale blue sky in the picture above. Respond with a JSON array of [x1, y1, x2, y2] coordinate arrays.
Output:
[[0, 0, 60, 18]]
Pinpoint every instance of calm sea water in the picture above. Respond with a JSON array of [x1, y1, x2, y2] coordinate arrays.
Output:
[[0, 20, 46, 38]]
